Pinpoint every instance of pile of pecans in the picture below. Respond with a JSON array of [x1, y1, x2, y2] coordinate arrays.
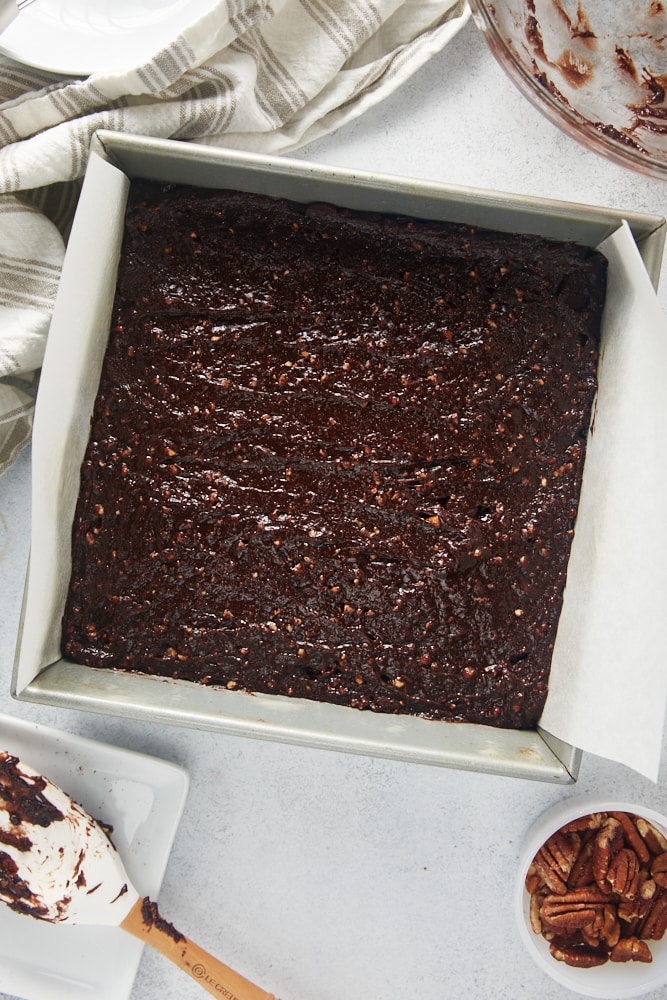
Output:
[[526, 810, 667, 968]]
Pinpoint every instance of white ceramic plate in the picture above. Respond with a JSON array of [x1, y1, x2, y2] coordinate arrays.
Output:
[[0, 714, 189, 1000], [0, 0, 217, 76]]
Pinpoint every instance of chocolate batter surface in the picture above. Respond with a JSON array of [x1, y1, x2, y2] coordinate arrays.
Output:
[[62, 182, 606, 729]]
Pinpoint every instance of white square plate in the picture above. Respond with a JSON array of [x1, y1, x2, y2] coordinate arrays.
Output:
[[0, 714, 189, 1000]]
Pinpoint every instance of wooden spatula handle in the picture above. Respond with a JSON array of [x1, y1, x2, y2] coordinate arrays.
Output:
[[120, 897, 278, 1000]]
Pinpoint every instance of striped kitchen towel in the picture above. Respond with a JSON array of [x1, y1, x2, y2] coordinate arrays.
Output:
[[0, 0, 469, 475]]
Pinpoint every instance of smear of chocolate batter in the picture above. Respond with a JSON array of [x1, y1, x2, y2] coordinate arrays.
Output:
[[141, 896, 186, 942], [0, 753, 64, 840]]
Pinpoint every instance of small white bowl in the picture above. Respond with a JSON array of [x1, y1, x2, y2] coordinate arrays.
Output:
[[516, 796, 667, 999]]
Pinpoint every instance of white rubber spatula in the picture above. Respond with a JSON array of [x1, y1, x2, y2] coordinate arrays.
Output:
[[0, 750, 278, 1000]]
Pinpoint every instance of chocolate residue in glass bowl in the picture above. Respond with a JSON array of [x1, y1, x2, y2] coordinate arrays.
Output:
[[531, 2, 667, 146], [526, 0, 597, 89], [631, 71, 667, 137], [473, 0, 667, 175]]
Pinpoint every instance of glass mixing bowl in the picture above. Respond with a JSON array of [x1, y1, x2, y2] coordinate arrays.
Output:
[[469, 0, 667, 180]]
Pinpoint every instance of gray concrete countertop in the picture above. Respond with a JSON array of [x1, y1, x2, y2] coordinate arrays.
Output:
[[2, 16, 667, 1000]]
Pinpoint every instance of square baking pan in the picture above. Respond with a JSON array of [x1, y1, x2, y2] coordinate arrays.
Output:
[[12, 130, 666, 783]]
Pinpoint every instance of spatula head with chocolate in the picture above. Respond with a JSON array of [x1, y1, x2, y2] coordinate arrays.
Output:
[[0, 750, 278, 1000]]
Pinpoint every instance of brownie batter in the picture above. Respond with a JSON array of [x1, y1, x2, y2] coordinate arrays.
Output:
[[61, 182, 606, 729]]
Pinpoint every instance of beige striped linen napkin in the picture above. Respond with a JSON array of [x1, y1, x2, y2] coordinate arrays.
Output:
[[0, 0, 469, 475]]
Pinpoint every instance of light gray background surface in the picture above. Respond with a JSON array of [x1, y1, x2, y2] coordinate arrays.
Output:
[[2, 15, 667, 1000]]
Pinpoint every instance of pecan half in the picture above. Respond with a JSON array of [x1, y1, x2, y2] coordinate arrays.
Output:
[[570, 902, 619, 950], [561, 813, 604, 836], [606, 848, 641, 900], [651, 852, 667, 889], [636, 818, 667, 857], [531, 831, 580, 895], [528, 891, 547, 935], [610, 937, 653, 964], [618, 874, 656, 927], [592, 817, 624, 891], [540, 887, 611, 936], [549, 941, 608, 968], [525, 864, 542, 896], [610, 812, 650, 865], [637, 887, 667, 941], [567, 837, 595, 890]]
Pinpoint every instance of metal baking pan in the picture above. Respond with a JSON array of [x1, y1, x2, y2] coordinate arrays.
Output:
[[12, 130, 667, 783]]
